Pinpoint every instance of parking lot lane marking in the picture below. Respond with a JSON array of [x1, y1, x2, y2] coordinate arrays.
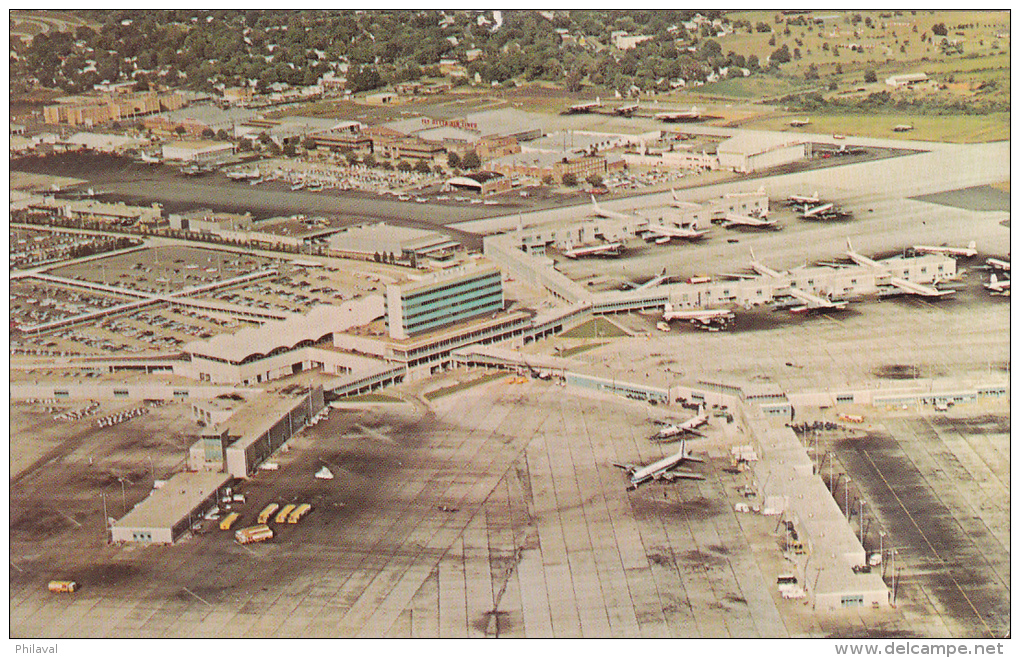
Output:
[[860, 449, 995, 637]]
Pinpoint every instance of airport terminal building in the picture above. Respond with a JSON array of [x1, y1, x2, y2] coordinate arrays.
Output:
[[385, 263, 504, 340]]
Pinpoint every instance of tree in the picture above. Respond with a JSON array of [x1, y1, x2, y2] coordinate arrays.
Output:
[[173, 125, 186, 138], [216, 129, 230, 141], [415, 159, 431, 174], [561, 172, 578, 187], [804, 63, 819, 79], [585, 173, 603, 187], [345, 151, 359, 166], [396, 159, 413, 172], [363, 153, 377, 168], [542, 174, 554, 185], [770, 44, 791, 64], [461, 151, 480, 170], [864, 69, 878, 83], [446, 151, 461, 169], [932, 22, 948, 37]]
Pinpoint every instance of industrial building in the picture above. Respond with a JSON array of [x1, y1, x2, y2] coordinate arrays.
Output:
[[43, 91, 184, 127], [221, 387, 326, 477], [443, 171, 512, 196], [161, 140, 236, 165], [328, 222, 460, 261], [717, 134, 810, 173], [384, 262, 504, 340], [110, 471, 231, 544]]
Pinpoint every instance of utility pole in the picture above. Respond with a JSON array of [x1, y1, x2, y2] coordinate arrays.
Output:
[[858, 499, 866, 544], [844, 477, 852, 522]]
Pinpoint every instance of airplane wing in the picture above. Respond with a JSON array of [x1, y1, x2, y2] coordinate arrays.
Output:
[[786, 288, 841, 309], [612, 462, 638, 473], [889, 278, 956, 297], [723, 212, 776, 228]]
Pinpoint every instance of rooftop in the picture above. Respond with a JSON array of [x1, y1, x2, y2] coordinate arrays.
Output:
[[113, 471, 230, 530], [185, 297, 385, 362]]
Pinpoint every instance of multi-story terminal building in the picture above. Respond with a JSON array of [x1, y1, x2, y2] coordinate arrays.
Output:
[[384, 262, 504, 340]]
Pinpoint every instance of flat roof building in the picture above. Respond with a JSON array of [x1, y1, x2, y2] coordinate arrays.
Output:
[[111, 471, 231, 544], [162, 140, 235, 164], [328, 222, 460, 261], [385, 262, 504, 340], [717, 133, 809, 173]]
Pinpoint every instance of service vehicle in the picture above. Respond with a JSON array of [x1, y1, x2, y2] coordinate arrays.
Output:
[[235, 524, 273, 545], [287, 503, 312, 524], [257, 503, 280, 524], [275, 504, 297, 524], [48, 580, 78, 593], [219, 512, 240, 531]]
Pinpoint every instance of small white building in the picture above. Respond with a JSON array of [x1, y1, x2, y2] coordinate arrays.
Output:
[[161, 139, 235, 164], [885, 72, 928, 87], [110, 471, 231, 544]]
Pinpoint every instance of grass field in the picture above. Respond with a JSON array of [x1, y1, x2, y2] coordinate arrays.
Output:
[[557, 342, 607, 358], [739, 111, 1009, 143], [342, 393, 402, 403], [559, 318, 629, 339], [424, 371, 509, 400]]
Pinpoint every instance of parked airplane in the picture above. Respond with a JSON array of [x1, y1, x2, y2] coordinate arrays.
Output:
[[137, 151, 161, 164], [749, 247, 784, 279], [643, 222, 709, 242], [614, 102, 640, 116], [800, 203, 852, 220], [651, 407, 710, 441], [565, 97, 602, 114], [785, 191, 820, 205], [613, 439, 705, 490], [662, 303, 735, 329], [590, 195, 633, 221], [846, 239, 956, 298], [986, 257, 1011, 272], [226, 168, 261, 181], [562, 242, 625, 259], [783, 288, 849, 313], [717, 212, 780, 230], [912, 241, 977, 258], [622, 267, 670, 291], [789, 118, 811, 127], [985, 273, 1010, 295], [893, 124, 914, 132], [655, 106, 700, 122]]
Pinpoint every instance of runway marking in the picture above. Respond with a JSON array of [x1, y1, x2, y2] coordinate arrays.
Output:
[[860, 450, 994, 637], [182, 586, 212, 606]]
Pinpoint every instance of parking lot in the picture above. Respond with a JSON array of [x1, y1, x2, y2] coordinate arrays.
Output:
[[49, 246, 278, 296]]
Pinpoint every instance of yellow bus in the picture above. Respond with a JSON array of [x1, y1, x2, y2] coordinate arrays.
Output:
[[287, 503, 312, 524], [219, 512, 240, 531], [275, 504, 296, 524], [257, 503, 280, 524]]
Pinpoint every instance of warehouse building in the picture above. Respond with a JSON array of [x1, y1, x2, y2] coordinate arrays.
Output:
[[444, 171, 512, 196], [161, 140, 235, 165], [384, 262, 504, 340], [717, 134, 810, 173], [328, 222, 460, 261], [111, 471, 231, 544]]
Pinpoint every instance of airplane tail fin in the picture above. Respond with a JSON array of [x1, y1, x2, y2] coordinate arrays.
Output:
[[757, 184, 766, 195], [671, 188, 679, 202], [659, 265, 667, 277], [968, 241, 977, 250], [749, 246, 757, 263], [591, 194, 599, 210], [596, 96, 601, 106], [991, 274, 998, 285], [846, 238, 855, 254]]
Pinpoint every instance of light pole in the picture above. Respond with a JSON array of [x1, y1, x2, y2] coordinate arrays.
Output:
[[879, 531, 886, 578], [844, 477, 852, 522], [118, 477, 127, 514], [858, 499, 866, 544]]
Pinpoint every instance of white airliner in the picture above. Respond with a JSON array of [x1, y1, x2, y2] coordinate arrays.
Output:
[[784, 287, 849, 313], [590, 195, 633, 221], [566, 97, 602, 114], [846, 239, 956, 298], [651, 408, 710, 441], [655, 106, 700, 122], [226, 168, 261, 181], [986, 257, 1010, 272], [718, 212, 780, 229], [562, 242, 625, 259], [912, 241, 977, 258], [613, 439, 705, 490], [800, 202, 835, 218], [137, 151, 161, 164], [614, 102, 640, 116], [786, 191, 820, 205], [644, 223, 708, 242], [749, 247, 785, 279], [985, 274, 1010, 295], [662, 303, 735, 328]]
